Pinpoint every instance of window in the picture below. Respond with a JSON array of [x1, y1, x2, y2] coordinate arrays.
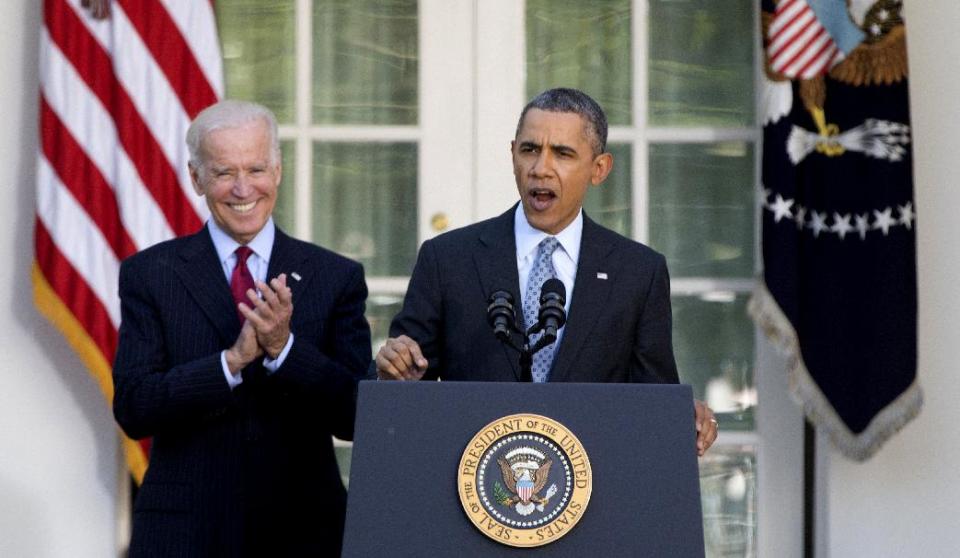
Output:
[[218, 0, 419, 350], [216, 2, 797, 556]]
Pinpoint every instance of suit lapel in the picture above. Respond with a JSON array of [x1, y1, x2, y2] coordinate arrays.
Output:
[[173, 227, 240, 345], [549, 215, 616, 382], [266, 229, 312, 305], [172, 227, 313, 346], [473, 207, 523, 380]]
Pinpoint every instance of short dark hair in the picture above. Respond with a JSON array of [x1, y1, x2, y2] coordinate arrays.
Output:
[[515, 88, 608, 155]]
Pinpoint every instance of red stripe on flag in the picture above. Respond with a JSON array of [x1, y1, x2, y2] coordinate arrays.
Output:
[[769, 15, 818, 62], [139, 438, 152, 460], [45, 0, 202, 237], [35, 219, 118, 361], [796, 38, 836, 79], [777, 27, 828, 75], [769, 1, 808, 44], [40, 97, 138, 260], [116, 0, 218, 118]]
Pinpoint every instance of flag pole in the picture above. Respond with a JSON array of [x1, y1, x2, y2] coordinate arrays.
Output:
[[803, 419, 815, 558]]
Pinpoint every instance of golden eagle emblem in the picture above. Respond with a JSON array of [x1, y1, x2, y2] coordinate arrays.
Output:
[[494, 447, 558, 516]]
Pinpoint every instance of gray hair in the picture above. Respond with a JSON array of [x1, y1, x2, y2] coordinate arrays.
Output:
[[515, 88, 608, 155], [186, 99, 281, 171]]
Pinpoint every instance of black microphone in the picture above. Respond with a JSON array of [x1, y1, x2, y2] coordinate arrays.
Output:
[[486, 290, 517, 343], [534, 278, 566, 343]]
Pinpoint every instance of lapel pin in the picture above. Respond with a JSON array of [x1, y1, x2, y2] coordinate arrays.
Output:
[[597, 272, 608, 280], [291, 272, 302, 282]]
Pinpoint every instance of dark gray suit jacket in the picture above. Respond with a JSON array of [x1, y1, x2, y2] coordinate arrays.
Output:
[[390, 206, 679, 383], [113, 226, 370, 557]]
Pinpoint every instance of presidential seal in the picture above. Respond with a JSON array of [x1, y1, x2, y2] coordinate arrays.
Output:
[[457, 414, 592, 547]]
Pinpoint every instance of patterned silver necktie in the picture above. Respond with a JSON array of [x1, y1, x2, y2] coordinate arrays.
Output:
[[523, 237, 560, 382]]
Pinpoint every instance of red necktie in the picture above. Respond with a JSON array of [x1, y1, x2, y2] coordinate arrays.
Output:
[[230, 246, 255, 323]]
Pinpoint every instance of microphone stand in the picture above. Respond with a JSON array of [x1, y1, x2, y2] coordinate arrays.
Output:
[[518, 344, 533, 383], [499, 324, 557, 383], [487, 283, 564, 382]]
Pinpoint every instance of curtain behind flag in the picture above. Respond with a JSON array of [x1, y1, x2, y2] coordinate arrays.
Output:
[[751, 0, 920, 460], [34, 0, 223, 482]]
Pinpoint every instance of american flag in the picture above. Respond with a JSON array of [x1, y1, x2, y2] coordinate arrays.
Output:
[[34, 0, 222, 482], [767, 0, 845, 79]]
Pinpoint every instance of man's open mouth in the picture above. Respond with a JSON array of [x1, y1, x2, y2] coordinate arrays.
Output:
[[528, 189, 557, 210]]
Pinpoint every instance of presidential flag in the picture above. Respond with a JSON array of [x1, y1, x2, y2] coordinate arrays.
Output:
[[751, 0, 920, 460], [34, 0, 222, 482]]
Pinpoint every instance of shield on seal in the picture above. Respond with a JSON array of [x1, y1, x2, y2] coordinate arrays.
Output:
[[517, 479, 534, 503]]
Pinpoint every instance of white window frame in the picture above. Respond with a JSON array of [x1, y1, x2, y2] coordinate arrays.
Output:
[[278, 1, 803, 555]]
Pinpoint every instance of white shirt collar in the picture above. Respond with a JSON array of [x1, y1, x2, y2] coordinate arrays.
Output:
[[207, 217, 276, 266], [514, 204, 583, 265]]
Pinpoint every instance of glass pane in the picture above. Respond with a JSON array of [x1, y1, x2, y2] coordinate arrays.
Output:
[[648, 0, 754, 126], [366, 293, 404, 356], [649, 142, 754, 278], [273, 140, 296, 233], [335, 444, 352, 486], [312, 0, 418, 124], [526, 0, 632, 125], [312, 143, 418, 276], [700, 446, 757, 557], [216, 0, 296, 123], [583, 143, 631, 237], [672, 294, 755, 430]]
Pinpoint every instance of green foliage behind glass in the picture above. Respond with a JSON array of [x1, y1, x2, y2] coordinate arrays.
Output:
[[648, 0, 755, 126], [274, 140, 297, 233], [673, 294, 755, 430], [649, 142, 755, 278], [312, 142, 418, 276], [313, 0, 419, 124], [216, 1, 296, 123], [526, 0, 632, 125], [582, 143, 632, 237]]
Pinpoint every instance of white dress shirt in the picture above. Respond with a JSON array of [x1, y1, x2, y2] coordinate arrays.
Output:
[[514, 204, 582, 349], [207, 217, 294, 389]]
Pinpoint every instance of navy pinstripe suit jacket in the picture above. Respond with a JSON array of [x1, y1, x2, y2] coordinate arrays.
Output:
[[113, 225, 370, 557]]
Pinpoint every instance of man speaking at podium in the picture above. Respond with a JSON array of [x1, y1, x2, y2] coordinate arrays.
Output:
[[376, 88, 718, 456]]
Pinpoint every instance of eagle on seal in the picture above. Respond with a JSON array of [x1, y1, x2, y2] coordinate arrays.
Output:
[[497, 448, 554, 516]]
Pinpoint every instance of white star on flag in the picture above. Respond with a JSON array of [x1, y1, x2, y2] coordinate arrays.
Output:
[[794, 205, 807, 230], [855, 213, 871, 240], [771, 194, 795, 223], [809, 211, 828, 238], [831, 213, 854, 239], [898, 202, 915, 230], [873, 207, 896, 235]]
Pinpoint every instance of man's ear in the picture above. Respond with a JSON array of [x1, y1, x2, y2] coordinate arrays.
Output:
[[591, 152, 614, 186], [188, 163, 204, 196]]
